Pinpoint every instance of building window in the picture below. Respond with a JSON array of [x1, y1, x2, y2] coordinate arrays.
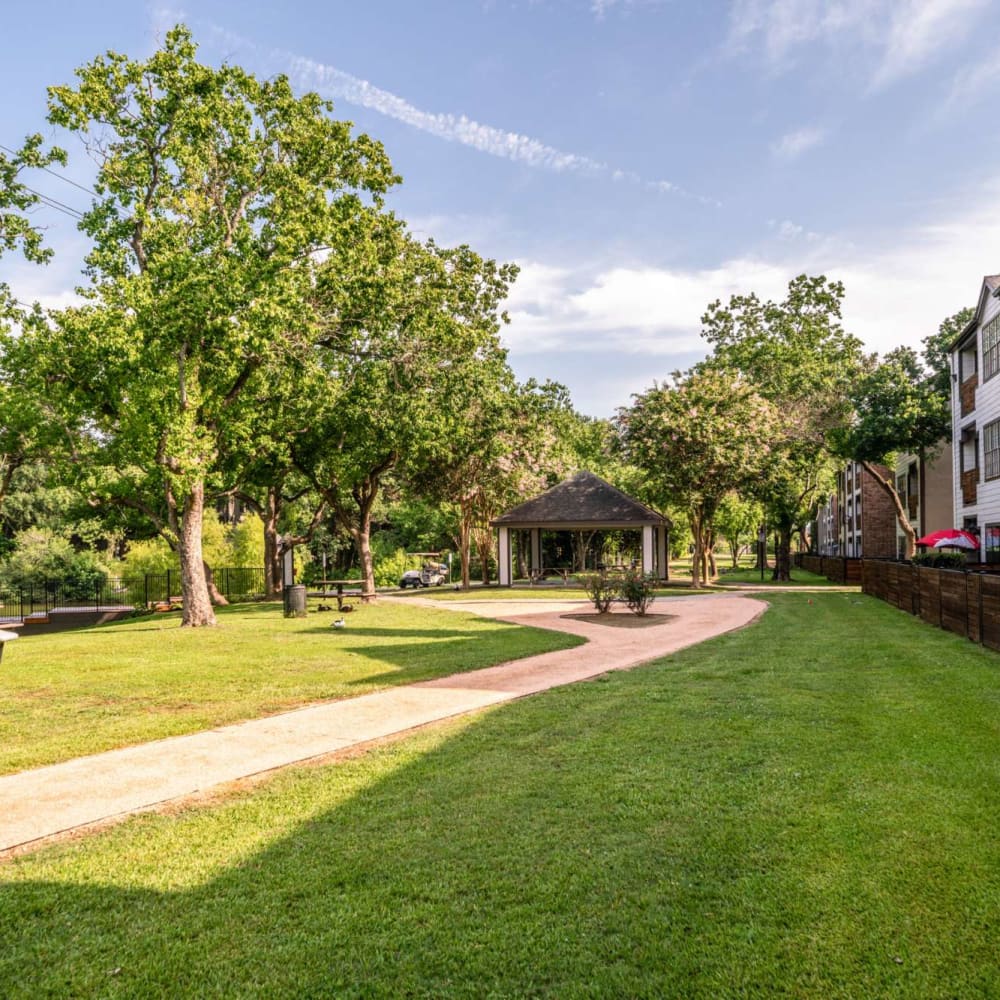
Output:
[[985, 314, 1000, 381], [985, 419, 1000, 481], [985, 524, 1000, 564]]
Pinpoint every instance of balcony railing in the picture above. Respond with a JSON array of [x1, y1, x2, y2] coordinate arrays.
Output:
[[962, 468, 979, 506], [961, 373, 978, 417]]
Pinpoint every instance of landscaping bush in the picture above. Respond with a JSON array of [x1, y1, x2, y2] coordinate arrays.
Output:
[[619, 568, 657, 615], [581, 572, 617, 613], [912, 551, 968, 569], [0, 528, 108, 598], [373, 545, 412, 588]]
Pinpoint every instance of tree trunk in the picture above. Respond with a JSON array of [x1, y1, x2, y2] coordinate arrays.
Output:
[[263, 487, 282, 597], [352, 520, 377, 600], [690, 511, 702, 589], [202, 561, 230, 606], [515, 530, 527, 580], [772, 526, 792, 582], [860, 459, 916, 559], [473, 524, 493, 585], [458, 506, 473, 590], [178, 481, 217, 626]]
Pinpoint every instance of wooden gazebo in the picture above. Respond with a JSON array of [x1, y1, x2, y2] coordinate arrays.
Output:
[[490, 471, 671, 585]]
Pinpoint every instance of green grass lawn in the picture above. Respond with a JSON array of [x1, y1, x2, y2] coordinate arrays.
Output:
[[715, 565, 844, 586], [0, 600, 582, 775], [3, 592, 1000, 996], [405, 582, 715, 601]]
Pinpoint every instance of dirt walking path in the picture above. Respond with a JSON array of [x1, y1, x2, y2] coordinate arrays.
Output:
[[0, 593, 766, 855]]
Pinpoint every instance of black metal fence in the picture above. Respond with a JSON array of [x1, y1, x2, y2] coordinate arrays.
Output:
[[0, 567, 266, 624]]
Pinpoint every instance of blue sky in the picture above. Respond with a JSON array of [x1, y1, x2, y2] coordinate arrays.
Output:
[[5, 0, 1000, 415]]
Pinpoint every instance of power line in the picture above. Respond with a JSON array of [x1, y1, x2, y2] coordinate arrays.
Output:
[[21, 185, 84, 221], [0, 143, 97, 198]]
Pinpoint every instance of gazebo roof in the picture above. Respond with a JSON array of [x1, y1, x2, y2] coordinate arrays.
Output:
[[491, 471, 669, 528]]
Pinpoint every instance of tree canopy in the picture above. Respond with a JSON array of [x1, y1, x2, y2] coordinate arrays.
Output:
[[35, 25, 398, 624]]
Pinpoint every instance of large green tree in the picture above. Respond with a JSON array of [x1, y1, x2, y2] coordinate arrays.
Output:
[[36, 26, 396, 625], [0, 137, 73, 526], [618, 369, 781, 588], [293, 226, 516, 598], [831, 345, 950, 559], [701, 275, 866, 580]]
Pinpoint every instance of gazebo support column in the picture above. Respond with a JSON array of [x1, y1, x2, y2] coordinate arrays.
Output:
[[642, 525, 654, 577], [657, 526, 668, 580], [498, 526, 512, 587], [530, 529, 541, 575]]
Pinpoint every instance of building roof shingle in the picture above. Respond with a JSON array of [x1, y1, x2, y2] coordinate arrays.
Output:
[[491, 471, 668, 527]]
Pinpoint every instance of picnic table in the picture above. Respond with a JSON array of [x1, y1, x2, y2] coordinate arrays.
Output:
[[314, 579, 367, 610], [529, 568, 573, 585]]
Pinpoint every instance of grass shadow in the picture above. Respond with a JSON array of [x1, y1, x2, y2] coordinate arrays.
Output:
[[4, 594, 1000, 996]]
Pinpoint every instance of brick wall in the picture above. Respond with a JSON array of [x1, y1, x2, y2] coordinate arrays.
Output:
[[860, 464, 898, 558]]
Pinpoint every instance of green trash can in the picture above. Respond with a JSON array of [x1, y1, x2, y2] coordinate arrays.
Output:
[[283, 584, 307, 618]]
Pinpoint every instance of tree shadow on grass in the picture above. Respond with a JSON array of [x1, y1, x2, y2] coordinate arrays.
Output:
[[2, 644, 997, 999], [303, 626, 474, 639]]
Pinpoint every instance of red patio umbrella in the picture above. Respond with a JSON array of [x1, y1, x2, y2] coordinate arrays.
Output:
[[915, 529, 979, 550]]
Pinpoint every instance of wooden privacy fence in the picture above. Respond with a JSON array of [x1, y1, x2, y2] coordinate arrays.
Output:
[[859, 559, 1000, 649], [796, 552, 1000, 650], [797, 554, 862, 584]]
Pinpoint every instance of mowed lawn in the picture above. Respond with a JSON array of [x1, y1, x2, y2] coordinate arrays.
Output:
[[714, 565, 841, 586], [0, 600, 582, 774], [402, 583, 717, 601], [3, 592, 1000, 997]]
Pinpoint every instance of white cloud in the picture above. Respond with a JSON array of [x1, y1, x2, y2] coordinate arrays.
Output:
[[152, 9, 703, 200], [873, 0, 986, 88], [944, 47, 1000, 110], [502, 177, 1000, 378], [727, 0, 987, 88], [503, 257, 789, 355], [287, 52, 609, 176], [771, 126, 826, 159]]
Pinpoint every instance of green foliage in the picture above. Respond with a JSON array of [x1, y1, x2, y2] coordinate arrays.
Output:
[[121, 538, 178, 577], [580, 568, 656, 615], [121, 513, 266, 576], [619, 368, 780, 586], [293, 223, 519, 594], [923, 306, 973, 399], [831, 346, 949, 467], [371, 542, 413, 588], [700, 275, 867, 577], [225, 516, 265, 569], [34, 24, 399, 623], [0, 133, 67, 265], [580, 572, 617, 613], [912, 551, 967, 569], [0, 528, 108, 596], [619, 568, 657, 615], [714, 493, 763, 565]]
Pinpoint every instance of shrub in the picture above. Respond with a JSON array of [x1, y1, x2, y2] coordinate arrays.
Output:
[[912, 551, 968, 569], [373, 546, 412, 588], [0, 528, 109, 598], [619, 568, 657, 615], [581, 572, 617, 614]]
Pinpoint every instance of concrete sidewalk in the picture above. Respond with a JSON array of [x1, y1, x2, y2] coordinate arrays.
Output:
[[0, 593, 766, 854]]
